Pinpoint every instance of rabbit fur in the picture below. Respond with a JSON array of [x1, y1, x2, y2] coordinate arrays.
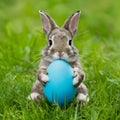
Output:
[[28, 11, 89, 103]]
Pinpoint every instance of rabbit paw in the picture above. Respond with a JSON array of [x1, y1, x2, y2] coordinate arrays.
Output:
[[76, 93, 89, 104], [27, 92, 40, 103], [40, 73, 49, 86], [73, 68, 84, 87]]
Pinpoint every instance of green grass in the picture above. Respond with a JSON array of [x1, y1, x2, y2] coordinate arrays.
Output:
[[0, 0, 120, 120]]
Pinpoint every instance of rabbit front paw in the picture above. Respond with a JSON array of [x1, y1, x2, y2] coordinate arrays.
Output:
[[40, 73, 49, 86], [73, 68, 84, 87]]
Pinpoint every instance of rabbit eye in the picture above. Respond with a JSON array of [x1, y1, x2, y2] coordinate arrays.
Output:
[[49, 40, 52, 46], [69, 40, 72, 46]]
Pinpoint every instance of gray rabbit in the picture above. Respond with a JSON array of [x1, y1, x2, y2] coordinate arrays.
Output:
[[28, 11, 89, 103]]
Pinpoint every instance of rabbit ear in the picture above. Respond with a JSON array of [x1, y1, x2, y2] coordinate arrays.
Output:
[[63, 11, 80, 37], [39, 11, 58, 35]]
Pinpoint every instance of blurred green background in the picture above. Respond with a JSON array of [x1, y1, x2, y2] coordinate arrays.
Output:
[[0, 0, 120, 39], [0, 0, 120, 120]]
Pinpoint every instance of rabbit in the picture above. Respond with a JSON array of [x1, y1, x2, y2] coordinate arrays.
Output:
[[28, 11, 89, 103]]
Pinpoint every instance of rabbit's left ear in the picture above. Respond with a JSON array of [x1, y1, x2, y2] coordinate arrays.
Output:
[[63, 11, 80, 37], [39, 11, 58, 36]]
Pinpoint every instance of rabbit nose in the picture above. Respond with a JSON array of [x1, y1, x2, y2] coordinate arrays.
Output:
[[58, 52, 64, 57]]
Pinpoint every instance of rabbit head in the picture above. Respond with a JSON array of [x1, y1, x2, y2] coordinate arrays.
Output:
[[39, 11, 80, 62]]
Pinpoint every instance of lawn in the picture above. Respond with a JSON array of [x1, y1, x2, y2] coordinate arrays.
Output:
[[0, 0, 120, 120]]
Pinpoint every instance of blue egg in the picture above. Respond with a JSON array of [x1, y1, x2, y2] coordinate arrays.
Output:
[[43, 59, 77, 105]]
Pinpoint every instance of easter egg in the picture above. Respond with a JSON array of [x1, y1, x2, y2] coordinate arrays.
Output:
[[43, 59, 76, 105]]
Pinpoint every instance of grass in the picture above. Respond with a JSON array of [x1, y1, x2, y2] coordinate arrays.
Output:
[[0, 0, 120, 119]]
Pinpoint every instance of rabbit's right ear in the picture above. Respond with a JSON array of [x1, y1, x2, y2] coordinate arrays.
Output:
[[39, 11, 58, 35], [63, 11, 80, 37]]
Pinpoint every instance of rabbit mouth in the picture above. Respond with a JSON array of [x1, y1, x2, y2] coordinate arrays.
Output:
[[52, 52, 69, 61]]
